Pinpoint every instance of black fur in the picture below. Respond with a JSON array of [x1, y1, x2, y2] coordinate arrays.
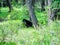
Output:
[[22, 19, 33, 27]]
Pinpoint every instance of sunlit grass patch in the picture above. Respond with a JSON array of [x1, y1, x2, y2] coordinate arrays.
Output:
[[1, 7, 9, 12]]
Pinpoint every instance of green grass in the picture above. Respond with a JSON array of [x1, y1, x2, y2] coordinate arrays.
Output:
[[0, 7, 60, 45], [0, 20, 60, 45]]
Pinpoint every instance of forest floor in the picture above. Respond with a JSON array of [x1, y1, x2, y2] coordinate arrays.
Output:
[[0, 7, 60, 45]]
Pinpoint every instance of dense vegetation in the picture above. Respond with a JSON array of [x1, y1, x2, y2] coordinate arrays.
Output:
[[0, 0, 60, 45]]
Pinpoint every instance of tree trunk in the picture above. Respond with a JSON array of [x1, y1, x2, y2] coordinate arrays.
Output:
[[40, 0, 45, 11], [48, 0, 54, 25], [15, 0, 18, 3], [22, 0, 25, 5], [26, 0, 38, 29], [6, 0, 12, 12], [45, 0, 48, 6], [32, 0, 36, 7], [1, 0, 3, 7]]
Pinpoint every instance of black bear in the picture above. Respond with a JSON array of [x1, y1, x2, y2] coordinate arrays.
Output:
[[22, 19, 33, 27]]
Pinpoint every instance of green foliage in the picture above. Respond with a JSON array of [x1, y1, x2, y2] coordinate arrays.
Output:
[[0, 21, 60, 45], [7, 6, 29, 20], [57, 12, 60, 15], [0, 41, 16, 45], [0, 1, 60, 45], [35, 11, 48, 25], [52, 1, 60, 9], [0, 7, 9, 18]]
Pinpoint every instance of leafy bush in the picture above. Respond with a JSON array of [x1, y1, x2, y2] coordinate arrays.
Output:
[[35, 11, 48, 25], [7, 6, 29, 20]]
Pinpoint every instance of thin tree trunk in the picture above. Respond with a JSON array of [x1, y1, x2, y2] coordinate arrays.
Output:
[[22, 0, 25, 5], [45, 0, 48, 6], [40, 0, 45, 11], [6, 0, 12, 12], [1, 0, 3, 7], [15, 0, 18, 3], [48, 0, 53, 25], [26, 0, 38, 29]]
